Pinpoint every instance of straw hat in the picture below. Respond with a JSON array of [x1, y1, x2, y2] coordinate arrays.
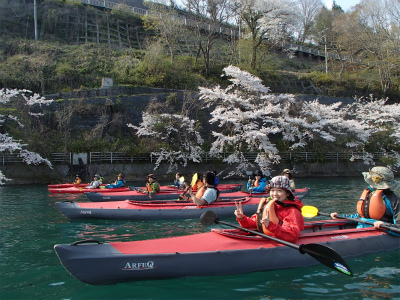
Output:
[[281, 169, 291, 175], [362, 167, 399, 190]]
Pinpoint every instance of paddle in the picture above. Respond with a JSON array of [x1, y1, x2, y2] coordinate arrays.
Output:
[[200, 210, 353, 276], [177, 173, 198, 200], [302, 205, 400, 235]]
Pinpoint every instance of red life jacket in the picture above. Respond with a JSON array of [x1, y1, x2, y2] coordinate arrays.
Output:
[[357, 189, 392, 222]]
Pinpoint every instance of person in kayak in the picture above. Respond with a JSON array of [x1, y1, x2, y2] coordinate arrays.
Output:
[[140, 174, 160, 197], [86, 174, 101, 189], [281, 169, 295, 190], [172, 173, 185, 189], [247, 170, 267, 193], [105, 173, 125, 188], [213, 170, 219, 186], [73, 175, 81, 185], [186, 171, 220, 206], [235, 175, 304, 243], [331, 166, 400, 233]]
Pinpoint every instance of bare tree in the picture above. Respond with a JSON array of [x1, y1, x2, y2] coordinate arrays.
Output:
[[335, 0, 400, 92], [235, 0, 294, 68], [182, 0, 235, 77], [142, 1, 188, 64], [292, 0, 324, 44]]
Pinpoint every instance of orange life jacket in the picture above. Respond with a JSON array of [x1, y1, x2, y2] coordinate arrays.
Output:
[[255, 198, 280, 236], [357, 189, 392, 222], [146, 182, 152, 192], [195, 186, 206, 199]]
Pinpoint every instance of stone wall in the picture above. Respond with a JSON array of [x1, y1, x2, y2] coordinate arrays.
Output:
[[2, 160, 395, 185]]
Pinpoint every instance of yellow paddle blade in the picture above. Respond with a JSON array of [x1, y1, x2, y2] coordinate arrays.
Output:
[[191, 173, 198, 188], [301, 205, 319, 218]]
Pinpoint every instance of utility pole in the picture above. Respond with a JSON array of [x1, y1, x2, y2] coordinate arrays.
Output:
[[323, 26, 328, 74], [34, 0, 38, 41]]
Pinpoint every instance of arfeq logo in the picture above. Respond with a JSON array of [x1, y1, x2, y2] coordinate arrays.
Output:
[[123, 261, 155, 271], [80, 210, 92, 214], [334, 262, 351, 275]]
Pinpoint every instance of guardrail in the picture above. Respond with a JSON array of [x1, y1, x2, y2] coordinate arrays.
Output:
[[0, 151, 390, 165]]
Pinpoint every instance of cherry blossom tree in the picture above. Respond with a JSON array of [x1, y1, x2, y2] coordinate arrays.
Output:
[[128, 113, 204, 172], [199, 66, 400, 176], [0, 89, 53, 184]]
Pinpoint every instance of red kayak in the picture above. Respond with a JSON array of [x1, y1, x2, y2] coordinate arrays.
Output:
[[54, 219, 400, 284], [57, 196, 278, 220], [84, 186, 309, 202], [48, 186, 130, 194], [48, 183, 90, 188]]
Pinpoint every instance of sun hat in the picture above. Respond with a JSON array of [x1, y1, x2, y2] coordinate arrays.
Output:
[[147, 174, 156, 180], [362, 167, 399, 190], [281, 169, 291, 174], [268, 176, 294, 199], [94, 174, 100, 179]]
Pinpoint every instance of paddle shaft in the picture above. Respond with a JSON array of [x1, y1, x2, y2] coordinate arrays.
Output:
[[318, 212, 400, 234]]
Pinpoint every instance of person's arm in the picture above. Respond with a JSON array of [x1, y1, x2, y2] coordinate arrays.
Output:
[[375, 193, 400, 230], [188, 189, 207, 206]]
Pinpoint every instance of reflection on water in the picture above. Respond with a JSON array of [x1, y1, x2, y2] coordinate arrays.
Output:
[[0, 179, 399, 300]]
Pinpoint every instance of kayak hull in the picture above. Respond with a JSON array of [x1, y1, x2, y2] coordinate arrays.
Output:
[[84, 184, 247, 202], [56, 197, 259, 220], [48, 186, 130, 194], [84, 188, 309, 202], [54, 221, 400, 284]]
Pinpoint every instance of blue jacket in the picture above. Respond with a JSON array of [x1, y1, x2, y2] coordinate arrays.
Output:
[[105, 179, 125, 188], [247, 177, 267, 193]]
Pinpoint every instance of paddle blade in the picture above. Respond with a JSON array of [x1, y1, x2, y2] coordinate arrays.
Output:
[[299, 243, 353, 276], [200, 210, 218, 225], [191, 173, 198, 188], [302, 206, 319, 218]]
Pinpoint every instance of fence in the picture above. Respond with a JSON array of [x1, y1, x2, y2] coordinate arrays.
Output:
[[0, 151, 391, 166]]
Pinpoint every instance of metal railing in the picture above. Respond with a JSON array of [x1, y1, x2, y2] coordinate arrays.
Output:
[[0, 151, 391, 165]]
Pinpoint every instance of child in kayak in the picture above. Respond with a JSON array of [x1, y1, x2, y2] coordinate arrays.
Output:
[[331, 166, 400, 232], [86, 174, 101, 189], [235, 175, 304, 243], [73, 175, 81, 185], [247, 170, 267, 193], [281, 169, 295, 190], [173, 173, 185, 189], [140, 174, 160, 198], [105, 173, 125, 188]]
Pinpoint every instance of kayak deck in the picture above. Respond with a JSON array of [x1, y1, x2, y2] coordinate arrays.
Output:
[[109, 221, 379, 255]]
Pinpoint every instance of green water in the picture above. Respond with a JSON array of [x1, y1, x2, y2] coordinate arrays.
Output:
[[1, 177, 399, 300]]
